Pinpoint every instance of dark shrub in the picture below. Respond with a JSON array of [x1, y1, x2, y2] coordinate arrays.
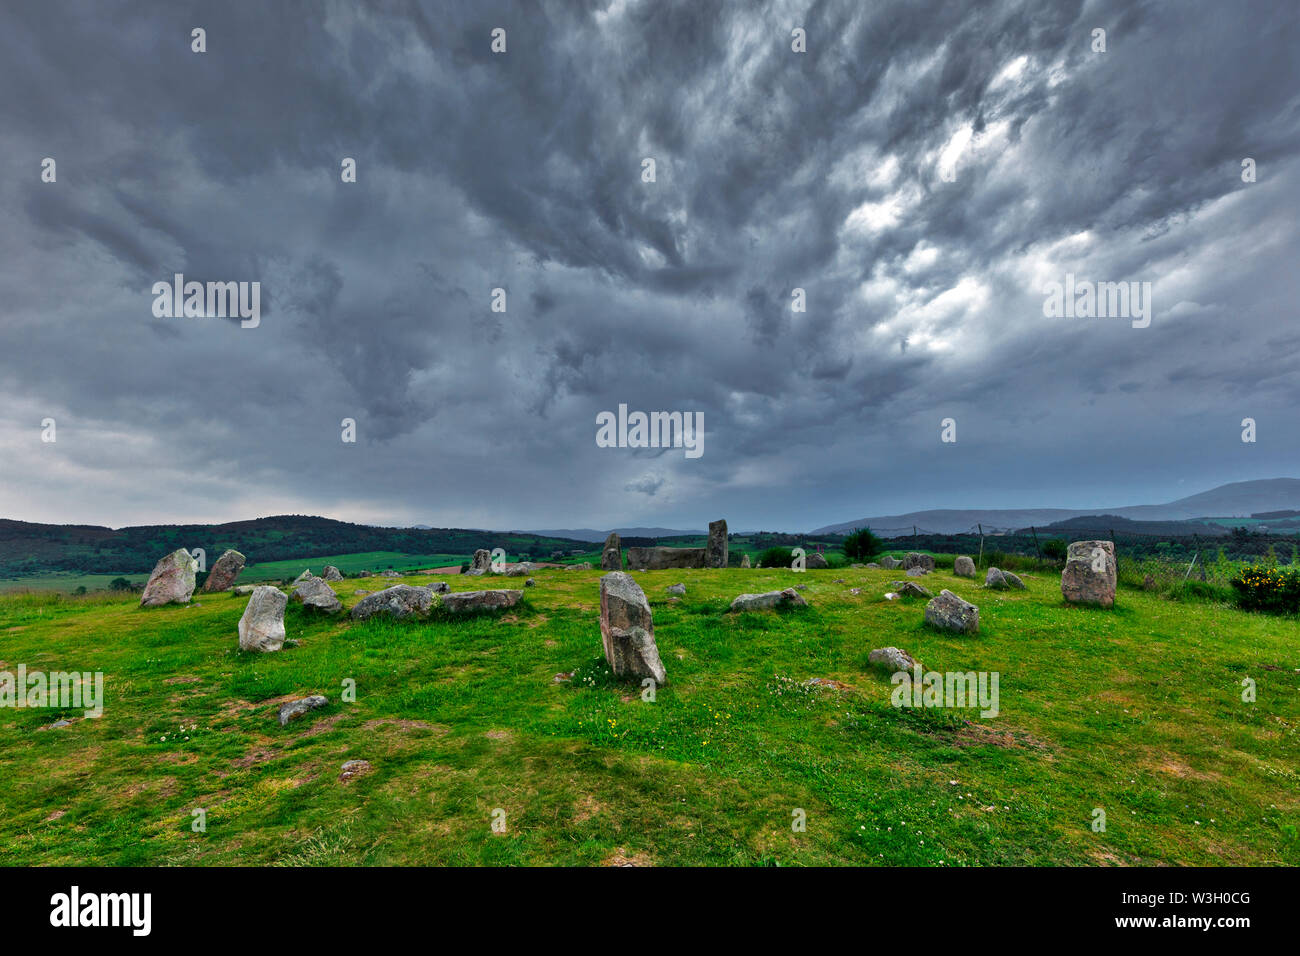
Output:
[[757, 546, 795, 569], [842, 527, 883, 561]]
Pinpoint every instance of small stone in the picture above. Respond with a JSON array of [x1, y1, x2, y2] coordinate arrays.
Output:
[[278, 695, 328, 727], [868, 647, 917, 672], [666, 583, 686, 595], [339, 759, 372, 783]]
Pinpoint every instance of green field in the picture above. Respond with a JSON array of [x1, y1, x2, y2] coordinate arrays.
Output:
[[1, 563, 1297, 866]]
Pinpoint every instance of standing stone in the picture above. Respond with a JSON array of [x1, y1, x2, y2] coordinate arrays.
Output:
[[1061, 540, 1117, 608], [239, 586, 288, 652], [806, 552, 829, 569], [470, 549, 492, 572], [321, 565, 344, 582], [880, 556, 901, 570], [740, 553, 751, 569], [985, 567, 1009, 589], [954, 556, 976, 578], [292, 575, 343, 614], [599, 572, 666, 685], [600, 532, 623, 571], [625, 546, 705, 570], [706, 519, 728, 569], [202, 549, 246, 592], [140, 549, 198, 606], [904, 552, 935, 572], [924, 590, 980, 634]]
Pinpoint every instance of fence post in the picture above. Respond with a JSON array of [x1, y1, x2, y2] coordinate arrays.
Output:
[[1031, 526, 1041, 561], [1110, 528, 1117, 578], [977, 523, 984, 569]]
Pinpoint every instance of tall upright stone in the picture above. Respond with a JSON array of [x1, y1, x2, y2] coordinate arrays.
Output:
[[202, 549, 246, 592], [600, 532, 623, 571], [1062, 540, 1117, 608], [140, 549, 198, 606], [740, 553, 752, 569], [239, 586, 288, 652], [706, 519, 728, 569], [599, 572, 666, 685]]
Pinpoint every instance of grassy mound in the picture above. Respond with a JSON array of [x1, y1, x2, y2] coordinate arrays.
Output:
[[1, 565, 1296, 866]]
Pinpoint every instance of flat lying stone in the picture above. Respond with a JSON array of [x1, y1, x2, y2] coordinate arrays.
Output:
[[439, 590, 522, 613], [278, 695, 328, 726], [729, 588, 808, 612]]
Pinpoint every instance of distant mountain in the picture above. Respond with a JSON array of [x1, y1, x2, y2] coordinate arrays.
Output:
[[810, 478, 1300, 537], [520, 527, 705, 543]]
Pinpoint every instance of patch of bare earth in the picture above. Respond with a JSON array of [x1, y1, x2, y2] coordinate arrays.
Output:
[[573, 794, 602, 823], [604, 848, 653, 867], [952, 722, 1048, 750], [361, 719, 448, 734]]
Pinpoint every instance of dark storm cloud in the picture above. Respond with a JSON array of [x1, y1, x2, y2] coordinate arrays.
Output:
[[1, 0, 1298, 531]]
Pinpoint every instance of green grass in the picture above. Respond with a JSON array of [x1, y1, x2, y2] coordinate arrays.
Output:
[[1, 565, 1297, 866]]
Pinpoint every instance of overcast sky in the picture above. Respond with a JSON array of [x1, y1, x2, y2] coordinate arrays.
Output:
[[2, 0, 1298, 533]]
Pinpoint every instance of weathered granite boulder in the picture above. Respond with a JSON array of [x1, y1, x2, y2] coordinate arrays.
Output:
[[439, 590, 522, 613], [897, 581, 933, 598], [806, 552, 829, 570], [868, 647, 917, 673], [879, 556, 902, 570], [321, 565, 344, 582], [729, 588, 808, 612], [202, 549, 246, 592], [1061, 540, 1116, 608], [349, 585, 434, 621], [986, 566, 1026, 590], [231, 584, 259, 596], [865, 562, 881, 569], [427, 581, 450, 594], [954, 556, 976, 578], [470, 549, 492, 572], [924, 590, 979, 634], [625, 546, 706, 570], [599, 572, 666, 684], [238, 586, 288, 652], [294, 569, 314, 583], [278, 695, 328, 726], [904, 553, 935, 572], [141, 549, 198, 606], [666, 583, 686, 595], [906, 566, 929, 577], [292, 575, 342, 614], [706, 519, 728, 569], [740, 553, 752, 568], [600, 532, 623, 571]]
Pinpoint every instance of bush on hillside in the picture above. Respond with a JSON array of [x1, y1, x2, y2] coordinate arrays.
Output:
[[1230, 565, 1300, 614], [1042, 538, 1067, 561], [842, 527, 883, 561], [757, 547, 794, 569]]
